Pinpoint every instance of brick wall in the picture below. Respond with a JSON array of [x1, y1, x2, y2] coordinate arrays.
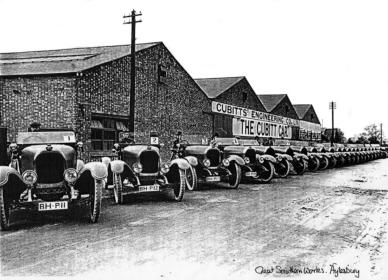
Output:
[[214, 77, 266, 112], [270, 96, 300, 120], [0, 75, 77, 142]]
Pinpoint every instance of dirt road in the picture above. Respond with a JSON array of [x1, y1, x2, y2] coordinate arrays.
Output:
[[1, 159, 388, 280]]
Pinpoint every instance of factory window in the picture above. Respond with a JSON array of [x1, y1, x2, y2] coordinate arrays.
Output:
[[242, 91, 247, 102], [311, 113, 314, 121], [91, 116, 128, 151]]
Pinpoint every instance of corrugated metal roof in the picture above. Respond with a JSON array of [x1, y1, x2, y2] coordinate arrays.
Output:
[[293, 104, 312, 119], [194, 76, 245, 98], [0, 42, 160, 76], [257, 94, 287, 112]]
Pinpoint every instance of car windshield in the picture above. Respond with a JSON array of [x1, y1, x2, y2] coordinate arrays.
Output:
[[16, 131, 76, 145]]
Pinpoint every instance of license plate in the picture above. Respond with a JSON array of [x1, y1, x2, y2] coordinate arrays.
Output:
[[245, 172, 257, 177], [38, 201, 68, 211], [138, 184, 160, 192], [205, 176, 221, 182]]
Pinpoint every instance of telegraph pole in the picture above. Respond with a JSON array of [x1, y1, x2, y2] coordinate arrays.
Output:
[[124, 10, 142, 132], [381, 123, 383, 145], [329, 101, 336, 146]]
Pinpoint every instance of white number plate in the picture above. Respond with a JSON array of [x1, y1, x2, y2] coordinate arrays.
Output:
[[205, 176, 221, 182], [138, 184, 160, 192], [38, 201, 68, 211], [245, 172, 257, 177]]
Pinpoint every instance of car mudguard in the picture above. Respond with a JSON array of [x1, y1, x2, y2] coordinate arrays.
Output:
[[226, 155, 245, 166], [79, 162, 108, 181], [109, 160, 128, 174], [101, 157, 111, 168], [320, 153, 331, 159], [0, 166, 23, 187], [260, 154, 276, 164], [293, 153, 309, 160], [170, 158, 190, 170], [184, 156, 198, 167], [275, 153, 293, 162]]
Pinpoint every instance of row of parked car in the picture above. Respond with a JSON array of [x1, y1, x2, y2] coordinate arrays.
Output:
[[0, 129, 387, 230]]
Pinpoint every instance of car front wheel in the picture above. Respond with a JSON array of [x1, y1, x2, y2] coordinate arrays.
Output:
[[0, 188, 11, 231], [89, 179, 103, 223], [275, 159, 291, 178], [227, 162, 242, 189], [171, 169, 185, 202], [113, 173, 123, 204], [185, 165, 198, 191], [253, 161, 274, 183]]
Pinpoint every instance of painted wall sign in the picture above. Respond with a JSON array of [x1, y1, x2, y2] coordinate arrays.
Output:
[[232, 118, 292, 139], [211, 101, 300, 126], [299, 120, 322, 141]]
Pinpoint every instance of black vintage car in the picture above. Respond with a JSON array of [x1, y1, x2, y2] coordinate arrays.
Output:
[[271, 146, 308, 175], [105, 142, 188, 204], [174, 141, 245, 190], [251, 145, 292, 178], [0, 130, 107, 230], [215, 138, 276, 183]]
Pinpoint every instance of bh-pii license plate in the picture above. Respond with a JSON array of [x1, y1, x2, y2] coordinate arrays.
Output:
[[138, 184, 160, 192], [38, 201, 68, 211]]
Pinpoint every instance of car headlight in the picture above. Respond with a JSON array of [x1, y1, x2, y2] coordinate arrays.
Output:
[[203, 159, 211, 167], [161, 162, 170, 174], [277, 155, 283, 162], [132, 162, 143, 173], [22, 170, 37, 185], [243, 157, 250, 164], [222, 158, 230, 167], [258, 156, 265, 164], [64, 168, 78, 183]]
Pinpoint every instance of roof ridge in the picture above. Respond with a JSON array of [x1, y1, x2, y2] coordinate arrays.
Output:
[[0, 41, 162, 55]]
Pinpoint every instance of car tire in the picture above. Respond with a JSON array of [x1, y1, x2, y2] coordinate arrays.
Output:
[[89, 179, 103, 223], [308, 157, 320, 172], [275, 159, 291, 178], [185, 165, 198, 191], [227, 162, 242, 189], [0, 188, 11, 231], [171, 169, 185, 202], [113, 173, 123, 204], [254, 161, 274, 183], [319, 157, 329, 170]]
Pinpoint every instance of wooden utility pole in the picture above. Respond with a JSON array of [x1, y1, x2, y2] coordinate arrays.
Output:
[[381, 123, 383, 145], [124, 10, 142, 132], [329, 101, 336, 146]]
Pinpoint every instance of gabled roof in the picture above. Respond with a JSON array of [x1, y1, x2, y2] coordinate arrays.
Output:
[[257, 94, 287, 112], [293, 104, 312, 119], [194, 76, 245, 99], [0, 42, 160, 76]]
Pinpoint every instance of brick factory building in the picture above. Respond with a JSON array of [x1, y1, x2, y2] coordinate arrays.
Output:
[[0, 42, 213, 160], [293, 104, 321, 141], [0, 43, 324, 161]]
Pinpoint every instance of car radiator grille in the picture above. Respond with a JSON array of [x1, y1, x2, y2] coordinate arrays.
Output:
[[35, 152, 65, 183], [140, 151, 159, 173], [207, 148, 220, 167]]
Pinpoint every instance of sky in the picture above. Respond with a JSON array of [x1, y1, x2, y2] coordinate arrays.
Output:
[[0, 0, 387, 139]]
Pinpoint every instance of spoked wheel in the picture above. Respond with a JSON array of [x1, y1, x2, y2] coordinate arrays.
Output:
[[336, 157, 345, 168], [0, 188, 11, 231], [253, 161, 274, 183], [293, 159, 307, 175], [308, 157, 320, 172], [171, 169, 185, 201], [185, 165, 198, 191], [319, 157, 329, 170], [275, 159, 291, 178], [89, 179, 103, 223], [328, 157, 337, 168], [227, 162, 242, 189], [113, 173, 123, 204]]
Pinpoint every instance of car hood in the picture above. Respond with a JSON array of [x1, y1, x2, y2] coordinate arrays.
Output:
[[223, 146, 252, 156], [184, 145, 216, 155], [20, 144, 76, 172]]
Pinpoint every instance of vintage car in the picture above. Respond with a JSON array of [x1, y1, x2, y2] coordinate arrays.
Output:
[[105, 142, 188, 204], [251, 145, 291, 178], [175, 141, 245, 190], [271, 146, 308, 175], [215, 138, 276, 183], [290, 145, 321, 172], [0, 130, 107, 230], [306, 147, 330, 170]]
